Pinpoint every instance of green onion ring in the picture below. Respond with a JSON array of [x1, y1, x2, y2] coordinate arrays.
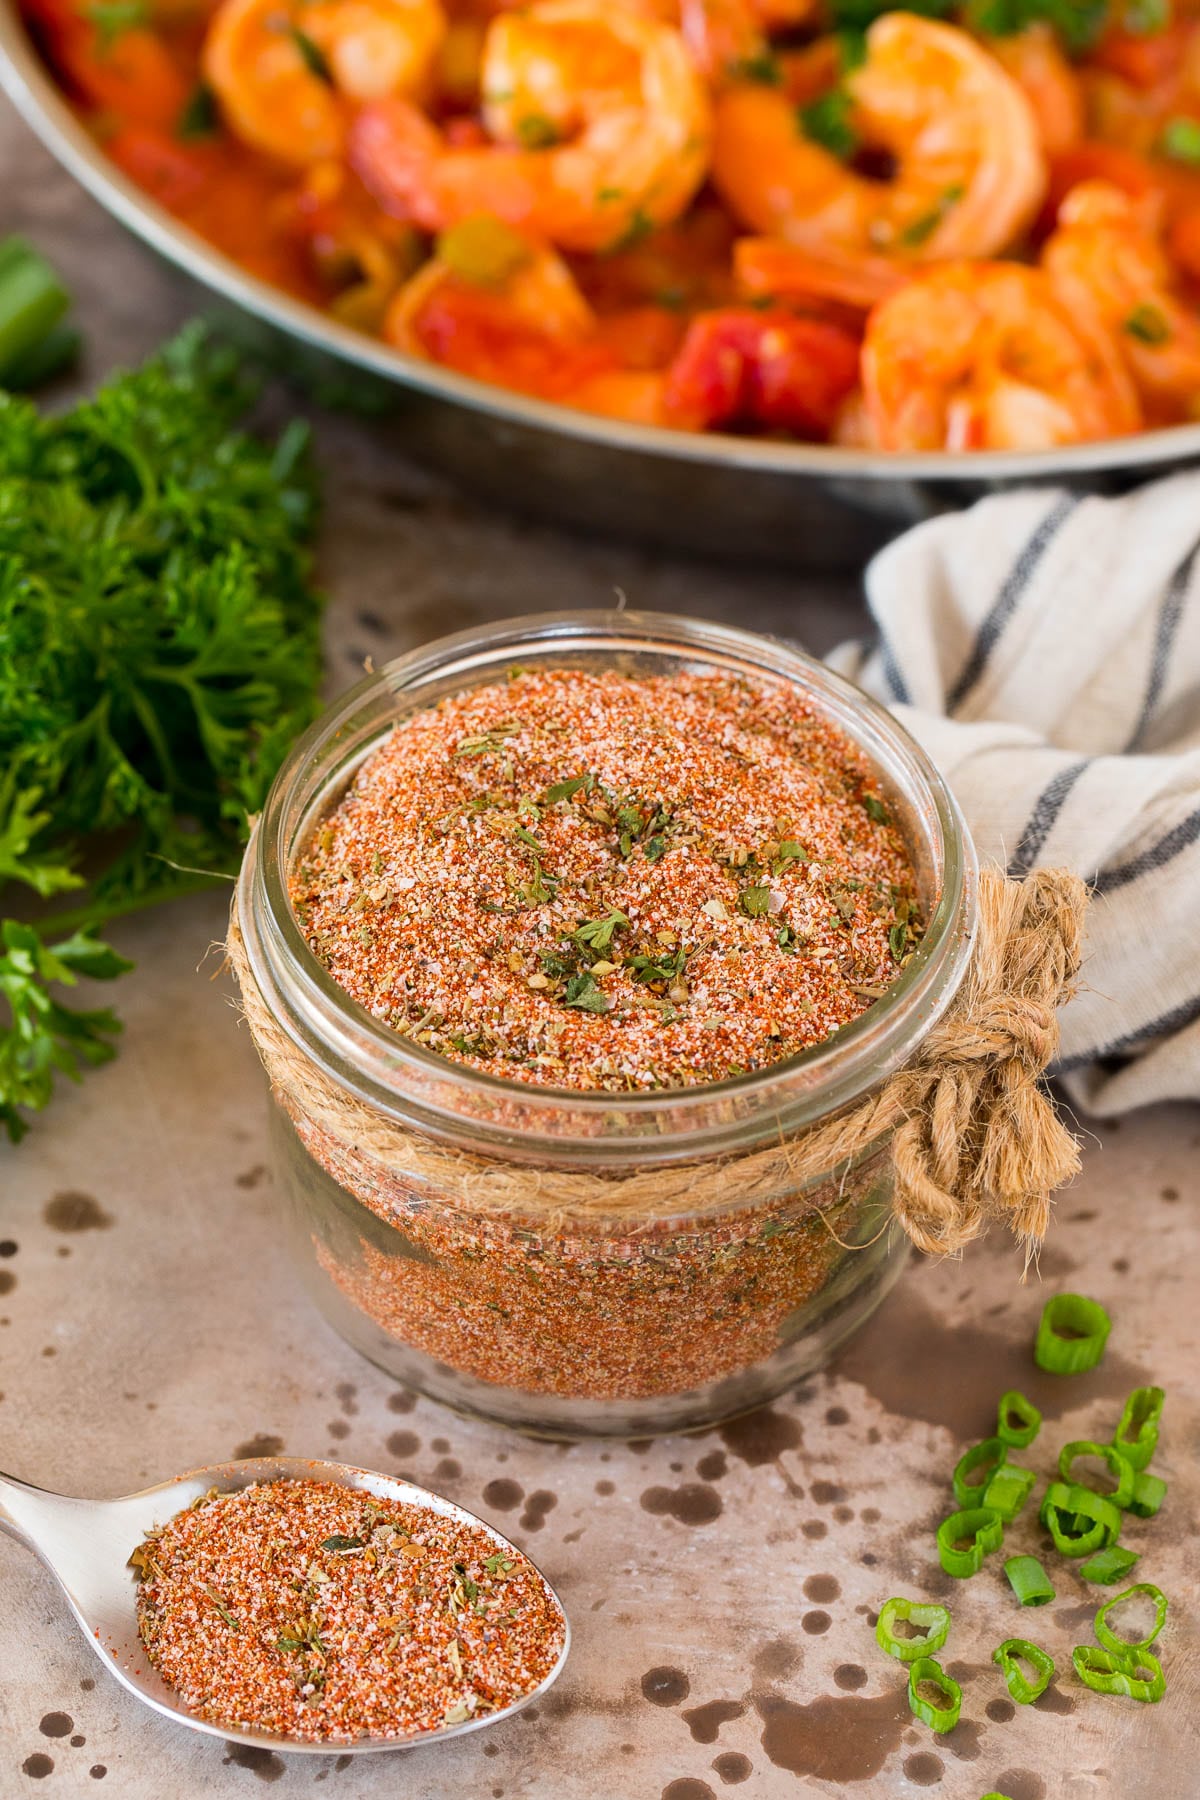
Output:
[[1095, 1583, 1168, 1653], [1040, 1481, 1121, 1556], [1079, 1545, 1140, 1584], [981, 1462, 1036, 1523], [1127, 1470, 1167, 1517], [953, 1437, 1007, 1507], [907, 1656, 962, 1733], [1072, 1643, 1166, 1702], [875, 1597, 952, 1663], [1034, 1293, 1112, 1374], [996, 1389, 1041, 1449], [1003, 1554, 1055, 1607], [992, 1637, 1055, 1704], [936, 1506, 1004, 1577], [1057, 1440, 1135, 1507], [1113, 1386, 1164, 1471]]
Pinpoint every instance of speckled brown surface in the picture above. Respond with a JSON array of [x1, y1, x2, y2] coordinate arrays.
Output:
[[2, 93, 1199, 1800]]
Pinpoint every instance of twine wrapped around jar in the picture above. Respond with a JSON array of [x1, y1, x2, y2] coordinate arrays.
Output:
[[227, 865, 1087, 1259]]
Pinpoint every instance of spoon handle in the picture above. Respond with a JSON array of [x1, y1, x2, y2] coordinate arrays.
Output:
[[0, 1469, 93, 1560], [0, 1468, 55, 1549]]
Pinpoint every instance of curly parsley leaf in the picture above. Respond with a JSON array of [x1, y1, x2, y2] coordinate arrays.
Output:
[[0, 325, 324, 1139]]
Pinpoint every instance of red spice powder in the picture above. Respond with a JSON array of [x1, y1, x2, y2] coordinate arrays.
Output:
[[291, 667, 922, 1090], [133, 1480, 565, 1742]]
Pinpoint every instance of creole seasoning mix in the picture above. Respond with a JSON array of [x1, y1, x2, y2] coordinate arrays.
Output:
[[133, 1480, 565, 1742], [282, 667, 924, 1405]]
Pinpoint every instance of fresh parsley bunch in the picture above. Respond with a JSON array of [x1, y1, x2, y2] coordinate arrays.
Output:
[[0, 325, 324, 1140]]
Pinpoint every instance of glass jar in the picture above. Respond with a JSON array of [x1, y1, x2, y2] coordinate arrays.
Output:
[[235, 610, 977, 1437]]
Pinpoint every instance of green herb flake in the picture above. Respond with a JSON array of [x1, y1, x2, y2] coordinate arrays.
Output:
[[898, 183, 965, 248], [515, 113, 560, 148], [863, 793, 890, 825], [798, 90, 858, 160], [572, 909, 629, 952], [563, 971, 611, 1013], [514, 825, 544, 852], [1124, 303, 1171, 345], [320, 1534, 365, 1552], [544, 772, 594, 803], [85, 0, 149, 49], [1160, 116, 1200, 165], [889, 920, 909, 963], [288, 23, 333, 81], [739, 884, 772, 918], [729, 47, 783, 83], [177, 81, 220, 142]]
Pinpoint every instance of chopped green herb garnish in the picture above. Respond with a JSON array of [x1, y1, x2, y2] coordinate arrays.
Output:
[[86, 0, 149, 49], [289, 24, 333, 81], [1124, 304, 1171, 345], [798, 90, 858, 160], [320, 1534, 365, 1552], [1159, 116, 1200, 165], [515, 114, 560, 148], [898, 184, 965, 248], [739, 884, 772, 918], [177, 81, 220, 142], [514, 826, 544, 852]]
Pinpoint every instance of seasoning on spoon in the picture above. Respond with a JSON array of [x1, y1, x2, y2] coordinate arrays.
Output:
[[131, 1479, 566, 1742]]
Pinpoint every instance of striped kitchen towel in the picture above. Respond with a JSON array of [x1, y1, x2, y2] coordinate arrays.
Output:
[[829, 472, 1200, 1118]]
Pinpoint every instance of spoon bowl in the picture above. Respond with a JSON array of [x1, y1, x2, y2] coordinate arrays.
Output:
[[0, 1455, 570, 1755]]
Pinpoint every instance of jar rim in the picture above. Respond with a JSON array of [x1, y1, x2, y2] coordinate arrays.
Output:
[[238, 608, 978, 1165]]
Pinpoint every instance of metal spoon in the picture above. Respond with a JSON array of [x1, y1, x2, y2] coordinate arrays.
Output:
[[0, 1454, 570, 1756]]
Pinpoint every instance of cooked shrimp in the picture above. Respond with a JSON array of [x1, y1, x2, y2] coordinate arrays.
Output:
[[386, 216, 676, 417], [204, 0, 447, 165], [678, 0, 820, 83], [351, 0, 711, 252], [1043, 179, 1200, 421], [713, 14, 1045, 262], [983, 24, 1084, 157], [734, 237, 910, 312], [861, 260, 1141, 450]]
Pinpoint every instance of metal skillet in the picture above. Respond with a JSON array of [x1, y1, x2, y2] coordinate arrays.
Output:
[[0, 1455, 570, 1755], [3, 2, 1200, 566]]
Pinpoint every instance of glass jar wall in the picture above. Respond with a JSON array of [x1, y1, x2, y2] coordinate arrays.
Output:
[[235, 611, 977, 1436]]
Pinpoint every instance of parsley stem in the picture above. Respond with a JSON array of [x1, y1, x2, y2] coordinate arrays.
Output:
[[31, 872, 224, 943]]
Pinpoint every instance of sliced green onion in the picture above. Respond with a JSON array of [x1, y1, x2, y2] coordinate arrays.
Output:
[[1034, 1293, 1111, 1374], [1004, 1554, 1055, 1607], [1126, 1470, 1167, 1518], [1079, 1544, 1141, 1584], [981, 1461, 1036, 1523], [0, 320, 79, 392], [936, 1506, 1003, 1577], [1040, 1481, 1121, 1556], [953, 1437, 1007, 1507], [907, 1655, 962, 1733], [996, 1389, 1041, 1448], [1113, 1387, 1163, 1471], [1072, 1643, 1165, 1703], [875, 1597, 952, 1663], [0, 236, 70, 385], [992, 1637, 1055, 1704], [1057, 1440, 1134, 1508], [1094, 1583, 1168, 1653]]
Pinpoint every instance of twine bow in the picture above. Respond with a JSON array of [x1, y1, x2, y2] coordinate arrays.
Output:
[[227, 863, 1087, 1254], [888, 868, 1087, 1257]]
